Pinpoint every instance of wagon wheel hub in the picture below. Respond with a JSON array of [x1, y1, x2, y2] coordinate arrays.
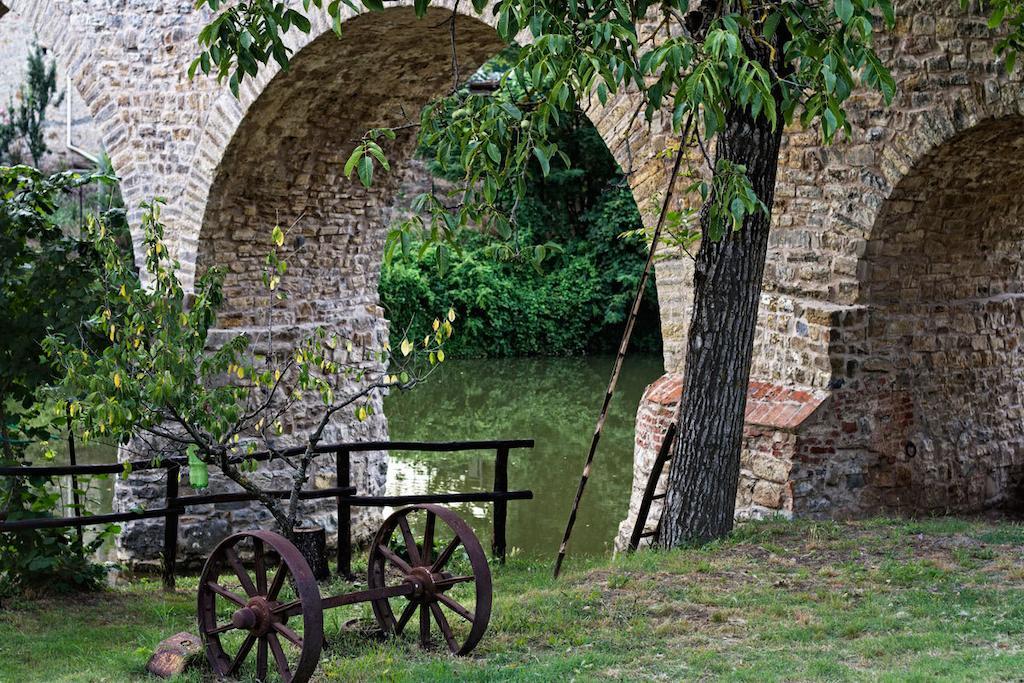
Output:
[[231, 596, 275, 635], [406, 566, 437, 601]]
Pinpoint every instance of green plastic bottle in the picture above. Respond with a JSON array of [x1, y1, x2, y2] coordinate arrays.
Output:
[[188, 451, 209, 489]]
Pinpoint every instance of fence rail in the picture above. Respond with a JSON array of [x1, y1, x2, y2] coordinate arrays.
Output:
[[0, 439, 534, 589]]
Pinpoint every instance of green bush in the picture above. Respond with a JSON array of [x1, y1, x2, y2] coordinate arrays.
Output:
[[381, 114, 661, 358], [0, 166, 123, 599]]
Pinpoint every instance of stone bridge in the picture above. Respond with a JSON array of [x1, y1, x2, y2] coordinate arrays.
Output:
[[2, 0, 1022, 561]]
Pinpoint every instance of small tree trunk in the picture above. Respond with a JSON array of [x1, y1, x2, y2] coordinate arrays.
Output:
[[660, 102, 783, 546]]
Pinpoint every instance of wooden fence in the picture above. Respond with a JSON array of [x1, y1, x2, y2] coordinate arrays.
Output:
[[0, 439, 534, 589]]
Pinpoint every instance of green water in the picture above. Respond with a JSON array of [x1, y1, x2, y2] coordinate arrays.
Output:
[[384, 355, 663, 558]]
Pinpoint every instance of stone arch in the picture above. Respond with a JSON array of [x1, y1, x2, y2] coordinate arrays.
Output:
[[158, 3, 662, 561], [177, 2, 665, 289], [830, 114, 1024, 514]]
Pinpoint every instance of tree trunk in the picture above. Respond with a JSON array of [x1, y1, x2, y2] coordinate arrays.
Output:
[[660, 102, 784, 546]]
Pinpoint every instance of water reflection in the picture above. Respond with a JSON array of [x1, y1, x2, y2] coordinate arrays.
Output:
[[385, 355, 663, 558]]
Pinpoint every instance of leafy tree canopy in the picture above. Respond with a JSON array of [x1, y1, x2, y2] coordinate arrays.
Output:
[[191, 0, 906, 259]]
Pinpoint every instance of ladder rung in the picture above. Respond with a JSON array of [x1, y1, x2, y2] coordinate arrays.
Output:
[[640, 530, 657, 538], [651, 492, 666, 501]]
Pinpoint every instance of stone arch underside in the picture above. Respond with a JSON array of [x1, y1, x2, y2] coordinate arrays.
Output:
[[138, 9, 507, 562], [789, 116, 1024, 517]]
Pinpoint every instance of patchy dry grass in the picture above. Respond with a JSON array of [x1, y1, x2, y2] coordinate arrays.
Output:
[[1, 517, 1022, 681]]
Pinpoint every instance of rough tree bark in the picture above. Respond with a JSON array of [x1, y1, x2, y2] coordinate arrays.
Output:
[[660, 80, 785, 546]]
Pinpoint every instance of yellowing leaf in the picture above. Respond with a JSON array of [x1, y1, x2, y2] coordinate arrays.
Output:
[[448, 307, 456, 322], [400, 339, 413, 356], [113, 373, 121, 389], [432, 318, 440, 332], [236, 366, 245, 379], [437, 349, 445, 362]]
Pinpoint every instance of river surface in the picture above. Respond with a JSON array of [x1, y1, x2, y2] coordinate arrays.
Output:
[[384, 355, 663, 558], [45, 355, 663, 560]]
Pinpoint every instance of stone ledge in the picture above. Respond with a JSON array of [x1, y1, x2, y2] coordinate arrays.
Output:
[[641, 374, 827, 432]]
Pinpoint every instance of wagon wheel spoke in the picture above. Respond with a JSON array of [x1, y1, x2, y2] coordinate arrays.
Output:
[[205, 621, 237, 636], [253, 538, 268, 595], [272, 598, 301, 618], [256, 636, 268, 682], [394, 600, 418, 636], [272, 621, 303, 648], [430, 602, 459, 653], [437, 593, 474, 623], [398, 516, 422, 566], [267, 561, 289, 601], [430, 537, 461, 573], [434, 575, 474, 590], [267, 631, 292, 683], [419, 603, 431, 647], [225, 547, 258, 597], [207, 581, 248, 607], [422, 511, 436, 566], [227, 632, 258, 675], [377, 544, 412, 574]]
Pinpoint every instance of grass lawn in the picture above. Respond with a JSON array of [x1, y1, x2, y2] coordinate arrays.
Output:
[[1, 516, 1022, 681]]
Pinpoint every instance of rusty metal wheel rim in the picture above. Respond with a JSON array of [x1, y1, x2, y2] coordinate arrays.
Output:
[[367, 504, 492, 655], [197, 530, 323, 682]]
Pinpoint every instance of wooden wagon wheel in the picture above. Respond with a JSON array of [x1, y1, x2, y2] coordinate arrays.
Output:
[[198, 530, 323, 683], [367, 503, 492, 655]]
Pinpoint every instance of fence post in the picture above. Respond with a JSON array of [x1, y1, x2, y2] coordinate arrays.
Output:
[[161, 464, 180, 592], [336, 448, 352, 579], [66, 412, 84, 550], [492, 446, 510, 563]]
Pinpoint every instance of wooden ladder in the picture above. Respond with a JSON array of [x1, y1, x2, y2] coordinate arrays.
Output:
[[626, 422, 676, 552]]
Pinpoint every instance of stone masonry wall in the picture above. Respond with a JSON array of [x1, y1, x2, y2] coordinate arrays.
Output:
[[6, 0, 1024, 561], [626, 0, 1024, 543], [615, 375, 827, 551]]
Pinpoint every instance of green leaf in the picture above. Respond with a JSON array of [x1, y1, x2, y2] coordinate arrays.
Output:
[[989, 5, 1006, 29], [358, 155, 374, 188], [533, 146, 550, 176], [834, 0, 854, 24], [344, 147, 364, 178], [437, 245, 449, 276], [486, 142, 502, 163]]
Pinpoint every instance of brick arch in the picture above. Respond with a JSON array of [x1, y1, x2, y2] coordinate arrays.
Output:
[[821, 114, 1024, 514], [177, 2, 662, 289], [177, 3, 662, 561], [6, 0, 153, 265]]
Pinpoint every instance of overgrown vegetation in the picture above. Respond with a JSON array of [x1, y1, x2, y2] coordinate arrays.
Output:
[[0, 166, 123, 598], [2, 517, 1022, 680], [381, 90, 661, 357], [0, 39, 121, 598]]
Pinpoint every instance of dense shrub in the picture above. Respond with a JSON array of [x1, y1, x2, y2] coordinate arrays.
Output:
[[0, 166, 123, 599], [381, 114, 661, 358]]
